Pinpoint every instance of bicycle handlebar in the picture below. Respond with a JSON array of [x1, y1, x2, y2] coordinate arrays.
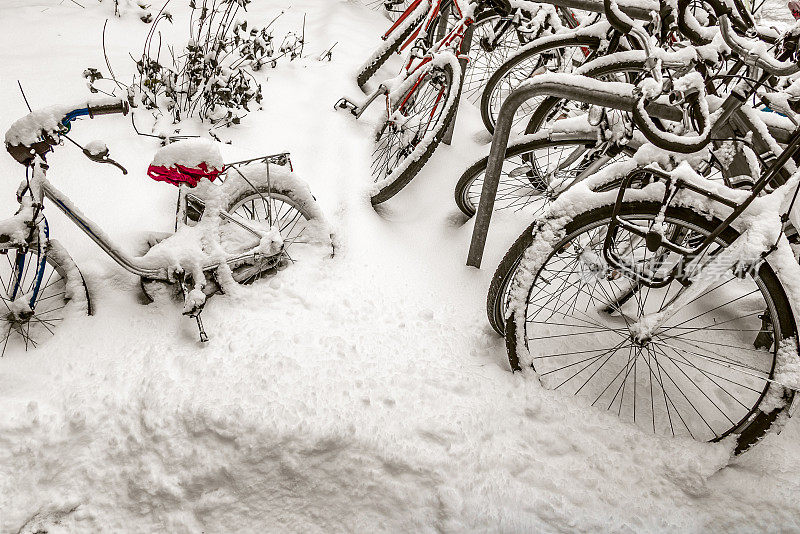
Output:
[[5, 98, 130, 165], [603, 0, 634, 35], [623, 0, 799, 153], [719, 15, 800, 76], [87, 100, 129, 117], [632, 91, 711, 153], [61, 99, 129, 132]]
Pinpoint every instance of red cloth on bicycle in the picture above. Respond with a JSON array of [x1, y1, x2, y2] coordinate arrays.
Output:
[[146, 162, 224, 187]]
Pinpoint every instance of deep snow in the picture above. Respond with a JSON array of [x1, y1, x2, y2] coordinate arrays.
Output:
[[1, 0, 800, 532]]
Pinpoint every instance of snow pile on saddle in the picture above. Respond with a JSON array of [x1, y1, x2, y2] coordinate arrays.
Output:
[[150, 138, 225, 170], [148, 138, 225, 187]]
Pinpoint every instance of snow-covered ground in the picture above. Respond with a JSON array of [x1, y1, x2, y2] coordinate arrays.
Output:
[[1, 0, 800, 531]]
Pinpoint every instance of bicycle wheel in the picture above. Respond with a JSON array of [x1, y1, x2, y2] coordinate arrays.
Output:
[[371, 59, 459, 205], [505, 201, 797, 454], [454, 133, 635, 218], [0, 240, 90, 356], [181, 168, 328, 285], [357, 0, 430, 89], [486, 220, 536, 336], [523, 57, 648, 135], [480, 34, 599, 134], [465, 6, 586, 107], [470, 135, 635, 336], [222, 169, 328, 282], [461, 9, 548, 106]]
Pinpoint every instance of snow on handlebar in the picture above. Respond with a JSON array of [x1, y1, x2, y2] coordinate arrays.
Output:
[[618, 2, 800, 153], [719, 15, 800, 77], [4, 98, 128, 165]]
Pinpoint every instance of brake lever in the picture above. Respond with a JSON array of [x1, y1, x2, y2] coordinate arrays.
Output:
[[82, 147, 128, 175]]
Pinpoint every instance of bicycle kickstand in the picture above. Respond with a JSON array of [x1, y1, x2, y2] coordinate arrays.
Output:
[[335, 84, 388, 119], [194, 313, 209, 343], [178, 274, 210, 343]]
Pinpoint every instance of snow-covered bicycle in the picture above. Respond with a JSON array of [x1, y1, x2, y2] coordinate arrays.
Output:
[[356, 0, 573, 95], [341, 0, 546, 205], [1, 98, 329, 352], [466, 0, 790, 335], [495, 3, 800, 453]]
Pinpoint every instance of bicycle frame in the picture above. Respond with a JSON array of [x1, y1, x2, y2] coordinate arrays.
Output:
[[5, 158, 278, 284], [383, 0, 454, 45], [604, 124, 800, 288], [403, 10, 472, 74]]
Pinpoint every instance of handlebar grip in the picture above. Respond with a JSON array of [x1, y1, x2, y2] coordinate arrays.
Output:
[[677, 0, 714, 45], [604, 0, 634, 34], [87, 100, 129, 117], [719, 15, 798, 76], [632, 92, 711, 153]]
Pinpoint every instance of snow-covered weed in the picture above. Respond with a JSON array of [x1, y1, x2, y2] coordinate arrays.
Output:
[[87, 0, 306, 133]]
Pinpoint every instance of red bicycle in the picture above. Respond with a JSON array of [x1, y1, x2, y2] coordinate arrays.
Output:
[[341, 0, 575, 205], [356, 0, 574, 105]]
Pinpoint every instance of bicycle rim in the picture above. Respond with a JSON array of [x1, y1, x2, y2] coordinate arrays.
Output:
[[371, 64, 455, 201], [509, 203, 792, 447], [456, 136, 633, 218], [0, 246, 72, 355], [462, 13, 526, 106], [224, 190, 314, 277], [481, 39, 594, 133]]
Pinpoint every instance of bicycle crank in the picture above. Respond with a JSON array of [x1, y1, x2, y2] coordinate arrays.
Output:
[[335, 84, 389, 118]]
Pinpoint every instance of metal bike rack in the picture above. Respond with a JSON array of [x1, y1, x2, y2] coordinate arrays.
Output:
[[439, 0, 658, 147], [463, 66, 799, 268], [464, 74, 681, 268], [546, 0, 658, 19], [436, 3, 475, 146]]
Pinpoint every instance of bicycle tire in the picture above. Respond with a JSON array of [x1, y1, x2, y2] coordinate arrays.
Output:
[[486, 220, 536, 336], [454, 133, 635, 217], [484, 166, 643, 336], [461, 8, 552, 106], [505, 201, 797, 455], [371, 59, 460, 205], [220, 168, 328, 282], [357, 0, 431, 90], [468, 135, 635, 336], [523, 56, 648, 135], [479, 33, 600, 134], [0, 239, 91, 355], [359, 6, 546, 95]]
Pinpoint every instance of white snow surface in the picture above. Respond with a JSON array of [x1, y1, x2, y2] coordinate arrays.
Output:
[[1, 0, 800, 532]]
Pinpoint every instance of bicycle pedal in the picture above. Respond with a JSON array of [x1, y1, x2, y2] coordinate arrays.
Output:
[[334, 97, 360, 116]]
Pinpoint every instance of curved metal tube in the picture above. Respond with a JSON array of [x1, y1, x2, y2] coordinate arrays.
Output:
[[541, 0, 658, 21], [719, 15, 800, 76], [466, 74, 673, 267], [465, 73, 799, 267]]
